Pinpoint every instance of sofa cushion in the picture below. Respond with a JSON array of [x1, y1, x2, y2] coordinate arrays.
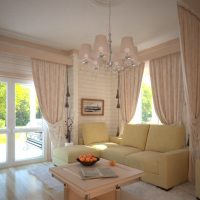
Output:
[[53, 145, 100, 165], [125, 151, 162, 175], [121, 124, 150, 150], [81, 122, 109, 145], [145, 125, 185, 153], [101, 145, 141, 164]]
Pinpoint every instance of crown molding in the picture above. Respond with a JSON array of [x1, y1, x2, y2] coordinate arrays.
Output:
[[0, 35, 73, 65], [139, 38, 180, 61]]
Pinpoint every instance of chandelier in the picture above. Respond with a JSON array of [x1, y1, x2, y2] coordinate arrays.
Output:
[[78, 0, 140, 72]]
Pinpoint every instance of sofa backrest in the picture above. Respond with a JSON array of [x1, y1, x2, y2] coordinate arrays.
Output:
[[145, 125, 186, 153], [121, 124, 150, 150], [81, 122, 109, 145]]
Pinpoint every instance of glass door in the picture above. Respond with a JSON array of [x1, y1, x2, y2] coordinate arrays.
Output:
[[0, 78, 46, 168], [14, 82, 45, 161]]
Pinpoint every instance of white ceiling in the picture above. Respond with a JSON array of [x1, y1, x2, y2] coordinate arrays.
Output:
[[0, 0, 179, 51]]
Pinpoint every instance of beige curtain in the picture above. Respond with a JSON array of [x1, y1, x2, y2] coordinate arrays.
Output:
[[149, 53, 183, 125], [32, 59, 66, 150], [178, 4, 200, 182], [119, 63, 145, 124]]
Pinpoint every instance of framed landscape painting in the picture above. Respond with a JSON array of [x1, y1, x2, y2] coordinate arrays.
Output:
[[81, 99, 104, 116]]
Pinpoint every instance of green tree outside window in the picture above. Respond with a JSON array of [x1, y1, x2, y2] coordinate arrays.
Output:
[[141, 83, 152, 123], [15, 84, 30, 126], [0, 82, 6, 128]]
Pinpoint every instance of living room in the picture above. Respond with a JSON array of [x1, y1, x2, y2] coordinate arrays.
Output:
[[0, 0, 199, 199]]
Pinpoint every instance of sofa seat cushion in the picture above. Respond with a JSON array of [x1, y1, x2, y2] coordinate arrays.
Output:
[[101, 145, 141, 164], [53, 145, 100, 165], [81, 122, 109, 145], [89, 142, 119, 150], [145, 125, 185, 153], [125, 151, 162, 175], [121, 124, 150, 150]]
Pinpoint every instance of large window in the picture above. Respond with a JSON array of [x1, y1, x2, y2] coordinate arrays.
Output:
[[0, 78, 46, 167], [0, 81, 7, 163], [130, 61, 160, 124]]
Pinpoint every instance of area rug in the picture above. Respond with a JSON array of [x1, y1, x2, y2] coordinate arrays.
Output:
[[29, 163, 196, 200]]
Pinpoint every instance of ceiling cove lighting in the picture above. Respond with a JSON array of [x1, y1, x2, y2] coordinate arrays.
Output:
[[79, 0, 140, 72]]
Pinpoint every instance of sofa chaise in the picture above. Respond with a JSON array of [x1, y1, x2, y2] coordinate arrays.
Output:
[[52, 122, 189, 190]]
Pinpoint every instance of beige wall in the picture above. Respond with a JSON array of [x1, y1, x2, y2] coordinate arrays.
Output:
[[71, 54, 119, 144]]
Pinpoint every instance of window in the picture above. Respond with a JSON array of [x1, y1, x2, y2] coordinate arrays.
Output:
[[130, 61, 160, 124], [0, 81, 6, 128], [0, 81, 7, 163], [0, 78, 46, 167]]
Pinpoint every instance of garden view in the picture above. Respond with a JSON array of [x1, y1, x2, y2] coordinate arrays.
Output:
[[0, 82, 43, 163]]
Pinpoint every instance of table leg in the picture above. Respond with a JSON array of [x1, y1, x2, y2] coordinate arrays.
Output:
[[115, 185, 120, 200], [84, 194, 89, 200], [64, 184, 69, 200]]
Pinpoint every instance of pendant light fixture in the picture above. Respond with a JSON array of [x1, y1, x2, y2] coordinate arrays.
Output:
[[79, 0, 140, 72]]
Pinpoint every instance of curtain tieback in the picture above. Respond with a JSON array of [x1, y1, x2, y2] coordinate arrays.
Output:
[[47, 120, 65, 129]]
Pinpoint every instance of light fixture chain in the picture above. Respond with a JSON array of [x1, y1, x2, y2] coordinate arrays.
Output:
[[108, 0, 112, 67]]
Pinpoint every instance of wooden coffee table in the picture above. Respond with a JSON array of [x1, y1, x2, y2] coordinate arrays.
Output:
[[49, 158, 144, 200]]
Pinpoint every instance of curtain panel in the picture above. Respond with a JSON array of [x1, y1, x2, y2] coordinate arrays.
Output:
[[119, 63, 144, 125], [178, 4, 200, 182], [32, 59, 67, 151], [149, 52, 183, 125]]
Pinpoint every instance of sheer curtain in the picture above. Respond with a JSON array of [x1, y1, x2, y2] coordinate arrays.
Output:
[[178, 3, 200, 182], [119, 63, 144, 128], [32, 59, 67, 152], [149, 52, 183, 125]]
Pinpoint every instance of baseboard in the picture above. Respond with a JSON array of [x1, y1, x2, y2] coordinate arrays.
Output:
[[156, 186, 173, 191]]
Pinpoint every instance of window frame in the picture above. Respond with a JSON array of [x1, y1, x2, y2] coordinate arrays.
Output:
[[0, 77, 47, 168]]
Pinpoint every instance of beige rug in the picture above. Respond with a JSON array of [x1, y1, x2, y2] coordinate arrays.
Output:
[[29, 163, 196, 200]]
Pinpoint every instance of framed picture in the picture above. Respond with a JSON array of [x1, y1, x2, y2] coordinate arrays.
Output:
[[81, 99, 104, 116]]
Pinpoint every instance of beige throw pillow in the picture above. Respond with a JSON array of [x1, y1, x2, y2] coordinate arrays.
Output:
[[145, 125, 185, 153], [121, 124, 150, 150], [81, 122, 109, 145]]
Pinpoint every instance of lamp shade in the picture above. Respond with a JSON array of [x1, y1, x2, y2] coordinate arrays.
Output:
[[93, 34, 108, 58], [120, 36, 135, 59], [79, 43, 92, 62]]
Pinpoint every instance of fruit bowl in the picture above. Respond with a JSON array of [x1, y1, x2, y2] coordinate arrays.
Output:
[[77, 154, 100, 166]]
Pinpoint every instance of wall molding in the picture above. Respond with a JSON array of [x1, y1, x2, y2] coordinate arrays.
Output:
[[139, 38, 180, 61], [0, 35, 73, 65]]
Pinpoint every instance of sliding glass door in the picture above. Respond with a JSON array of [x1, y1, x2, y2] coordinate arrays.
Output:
[[0, 78, 46, 168]]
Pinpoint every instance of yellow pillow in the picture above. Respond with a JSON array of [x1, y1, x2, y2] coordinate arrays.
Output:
[[121, 124, 150, 150], [145, 125, 185, 152], [81, 122, 109, 145]]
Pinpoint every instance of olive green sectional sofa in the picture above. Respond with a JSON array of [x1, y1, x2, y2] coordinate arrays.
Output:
[[52, 122, 189, 190]]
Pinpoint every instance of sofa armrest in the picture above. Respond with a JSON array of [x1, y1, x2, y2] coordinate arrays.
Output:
[[159, 148, 189, 188], [109, 136, 123, 144]]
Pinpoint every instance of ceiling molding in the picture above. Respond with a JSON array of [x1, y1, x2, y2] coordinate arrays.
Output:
[[0, 35, 73, 65], [139, 38, 180, 61]]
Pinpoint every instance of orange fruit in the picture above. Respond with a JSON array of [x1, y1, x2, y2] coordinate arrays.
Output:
[[109, 160, 116, 166]]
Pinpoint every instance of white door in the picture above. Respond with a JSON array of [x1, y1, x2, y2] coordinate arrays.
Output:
[[0, 78, 47, 168]]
